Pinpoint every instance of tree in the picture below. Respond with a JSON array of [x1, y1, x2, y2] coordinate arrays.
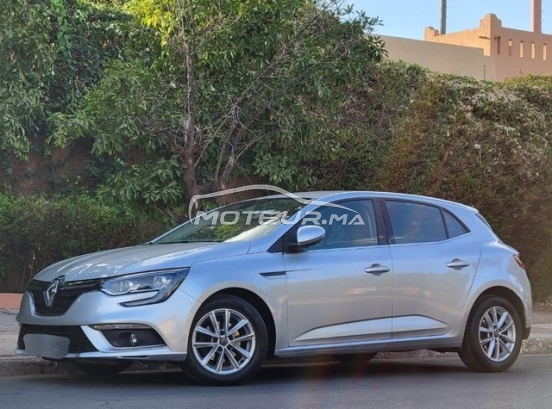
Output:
[[51, 0, 385, 219], [0, 0, 145, 187], [1, 0, 54, 162]]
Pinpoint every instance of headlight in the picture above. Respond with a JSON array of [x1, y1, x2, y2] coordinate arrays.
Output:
[[101, 268, 189, 307]]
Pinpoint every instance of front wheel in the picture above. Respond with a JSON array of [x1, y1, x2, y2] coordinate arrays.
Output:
[[182, 295, 268, 385], [459, 296, 522, 372]]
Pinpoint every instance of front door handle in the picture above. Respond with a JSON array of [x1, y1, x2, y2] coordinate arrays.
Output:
[[365, 264, 390, 275], [446, 259, 470, 269]]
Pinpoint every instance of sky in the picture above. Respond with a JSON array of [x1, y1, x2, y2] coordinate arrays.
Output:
[[347, 0, 552, 40]]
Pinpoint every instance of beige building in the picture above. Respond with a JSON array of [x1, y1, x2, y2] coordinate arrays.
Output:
[[383, 0, 552, 81]]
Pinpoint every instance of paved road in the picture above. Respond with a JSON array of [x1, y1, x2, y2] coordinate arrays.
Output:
[[0, 309, 18, 356], [1, 355, 551, 409]]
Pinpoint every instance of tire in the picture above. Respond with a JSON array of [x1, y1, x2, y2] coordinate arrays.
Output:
[[459, 296, 522, 373], [335, 352, 377, 366], [71, 361, 132, 376], [182, 295, 268, 385]]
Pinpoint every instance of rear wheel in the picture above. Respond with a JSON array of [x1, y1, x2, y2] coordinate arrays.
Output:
[[459, 296, 522, 372], [182, 295, 268, 385]]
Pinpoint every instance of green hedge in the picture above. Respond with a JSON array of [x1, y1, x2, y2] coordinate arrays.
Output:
[[307, 63, 552, 302], [0, 195, 166, 292]]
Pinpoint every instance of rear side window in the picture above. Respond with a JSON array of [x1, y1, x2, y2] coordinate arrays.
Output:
[[386, 201, 447, 244], [443, 210, 469, 238]]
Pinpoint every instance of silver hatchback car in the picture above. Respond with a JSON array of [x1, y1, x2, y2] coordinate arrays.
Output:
[[16, 191, 532, 385]]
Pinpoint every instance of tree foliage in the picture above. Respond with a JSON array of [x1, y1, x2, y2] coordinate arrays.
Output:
[[4, 2, 552, 300], [0, 0, 147, 176], [50, 0, 385, 217], [1, 0, 53, 160], [0, 194, 165, 292]]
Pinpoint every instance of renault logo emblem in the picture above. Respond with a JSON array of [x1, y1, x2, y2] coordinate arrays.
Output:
[[44, 276, 65, 308]]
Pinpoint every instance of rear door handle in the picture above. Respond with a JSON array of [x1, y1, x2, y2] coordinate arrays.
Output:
[[446, 259, 470, 269], [365, 264, 390, 275]]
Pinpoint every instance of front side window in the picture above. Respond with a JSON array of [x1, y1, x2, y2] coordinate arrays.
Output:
[[302, 200, 378, 250], [386, 201, 447, 244]]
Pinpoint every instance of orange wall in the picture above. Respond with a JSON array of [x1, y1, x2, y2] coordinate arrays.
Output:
[[382, 35, 496, 81], [0, 293, 22, 309], [420, 13, 552, 81], [382, 14, 552, 81]]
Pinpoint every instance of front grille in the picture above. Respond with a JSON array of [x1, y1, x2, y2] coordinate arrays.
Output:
[[27, 278, 103, 316], [17, 324, 97, 354]]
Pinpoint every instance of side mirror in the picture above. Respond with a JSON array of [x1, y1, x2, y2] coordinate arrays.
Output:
[[287, 226, 325, 252]]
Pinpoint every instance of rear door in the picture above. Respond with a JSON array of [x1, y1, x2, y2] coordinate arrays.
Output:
[[383, 200, 480, 339]]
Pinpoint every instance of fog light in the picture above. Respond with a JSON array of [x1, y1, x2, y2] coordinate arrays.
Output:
[[100, 328, 165, 348]]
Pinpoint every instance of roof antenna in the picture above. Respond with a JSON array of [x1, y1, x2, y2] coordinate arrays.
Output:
[[441, 0, 447, 34], [532, 0, 542, 33]]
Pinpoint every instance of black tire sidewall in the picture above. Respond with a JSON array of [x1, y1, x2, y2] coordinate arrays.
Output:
[[183, 295, 268, 385]]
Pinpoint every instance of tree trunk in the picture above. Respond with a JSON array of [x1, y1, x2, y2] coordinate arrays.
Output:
[[182, 155, 200, 216]]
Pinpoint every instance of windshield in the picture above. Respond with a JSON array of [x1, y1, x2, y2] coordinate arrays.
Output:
[[154, 198, 307, 244]]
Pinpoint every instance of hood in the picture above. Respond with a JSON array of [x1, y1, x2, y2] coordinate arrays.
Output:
[[33, 241, 251, 283]]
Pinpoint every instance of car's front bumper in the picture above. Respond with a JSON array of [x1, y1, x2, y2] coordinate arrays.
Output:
[[15, 288, 199, 362]]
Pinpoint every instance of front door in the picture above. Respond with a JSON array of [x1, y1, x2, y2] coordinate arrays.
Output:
[[284, 199, 393, 347]]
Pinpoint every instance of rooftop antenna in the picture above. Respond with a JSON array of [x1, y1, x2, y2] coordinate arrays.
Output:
[[532, 0, 542, 33], [440, 0, 447, 34]]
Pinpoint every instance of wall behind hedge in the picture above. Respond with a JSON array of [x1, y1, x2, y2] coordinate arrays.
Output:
[[0, 195, 166, 292]]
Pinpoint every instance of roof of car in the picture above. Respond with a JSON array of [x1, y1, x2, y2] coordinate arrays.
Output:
[[260, 191, 477, 212]]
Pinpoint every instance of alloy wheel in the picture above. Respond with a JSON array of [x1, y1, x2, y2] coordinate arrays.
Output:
[[191, 308, 256, 375], [478, 306, 517, 363]]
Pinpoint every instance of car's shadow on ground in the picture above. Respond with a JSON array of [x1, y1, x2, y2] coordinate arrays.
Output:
[[253, 358, 471, 385], [20, 357, 473, 389]]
